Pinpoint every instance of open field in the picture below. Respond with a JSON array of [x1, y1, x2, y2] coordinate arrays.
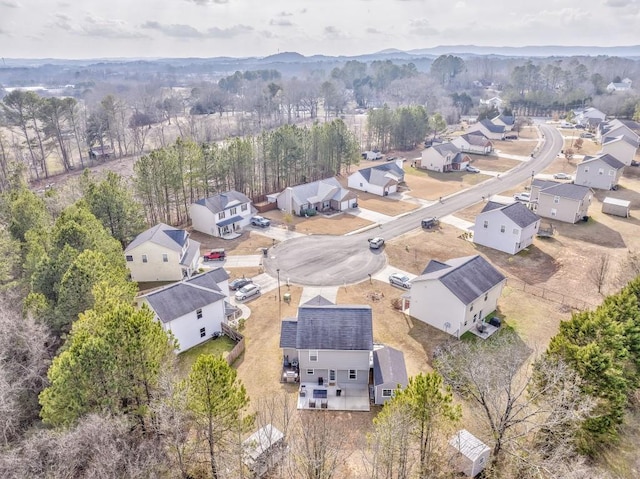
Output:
[[351, 191, 419, 216], [493, 138, 537, 156], [191, 230, 276, 255], [262, 210, 374, 235], [467, 154, 521, 171], [404, 167, 491, 200]]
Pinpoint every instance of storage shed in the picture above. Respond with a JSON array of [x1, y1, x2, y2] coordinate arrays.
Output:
[[602, 197, 630, 218], [242, 424, 286, 478], [449, 429, 491, 477]]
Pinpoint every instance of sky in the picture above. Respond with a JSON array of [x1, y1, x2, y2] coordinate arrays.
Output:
[[1, 0, 639, 59]]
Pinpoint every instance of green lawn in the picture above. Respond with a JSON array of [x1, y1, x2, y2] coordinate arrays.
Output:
[[177, 336, 236, 375]]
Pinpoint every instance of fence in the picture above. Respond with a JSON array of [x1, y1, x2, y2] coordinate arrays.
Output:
[[221, 322, 245, 366], [506, 277, 597, 311]]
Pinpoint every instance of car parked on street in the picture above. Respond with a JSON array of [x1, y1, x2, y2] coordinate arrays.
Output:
[[421, 217, 439, 229], [389, 273, 412, 289], [235, 283, 261, 301], [229, 277, 253, 291], [203, 248, 226, 261], [513, 192, 531, 202], [553, 172, 572, 180], [466, 165, 481, 173], [368, 237, 385, 249], [251, 216, 271, 227]]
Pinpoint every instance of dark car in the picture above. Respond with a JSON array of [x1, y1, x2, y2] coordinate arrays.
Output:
[[203, 248, 226, 261], [229, 277, 252, 291], [421, 217, 439, 229]]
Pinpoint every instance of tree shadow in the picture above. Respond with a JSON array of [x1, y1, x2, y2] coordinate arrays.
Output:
[[473, 243, 560, 284]]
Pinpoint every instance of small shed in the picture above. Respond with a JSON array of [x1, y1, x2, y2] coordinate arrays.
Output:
[[449, 429, 491, 478], [602, 197, 630, 218], [242, 424, 286, 478], [372, 346, 409, 405]]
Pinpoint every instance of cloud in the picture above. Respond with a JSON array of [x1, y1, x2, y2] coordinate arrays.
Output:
[[51, 14, 148, 39], [269, 18, 294, 27], [187, 0, 229, 4], [1, 0, 20, 7], [324, 26, 349, 39], [604, 0, 635, 6], [277, 11, 293, 16], [141, 21, 253, 39], [366, 27, 383, 34], [409, 18, 438, 36]]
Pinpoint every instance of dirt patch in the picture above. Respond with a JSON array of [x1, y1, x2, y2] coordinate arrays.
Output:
[[191, 230, 276, 255], [468, 154, 522, 172], [454, 202, 488, 223], [517, 126, 539, 140], [263, 210, 373, 235], [404, 167, 490, 200], [354, 193, 419, 216], [493, 139, 537, 157]]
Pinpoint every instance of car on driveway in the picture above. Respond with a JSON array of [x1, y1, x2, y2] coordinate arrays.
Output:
[[389, 273, 411, 289], [368, 237, 385, 249], [553, 172, 572, 180], [203, 248, 226, 261], [235, 283, 261, 301], [579, 132, 594, 139], [251, 216, 271, 227], [466, 165, 481, 173], [229, 277, 252, 291], [513, 192, 531, 202]]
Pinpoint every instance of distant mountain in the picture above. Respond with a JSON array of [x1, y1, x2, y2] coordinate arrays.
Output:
[[407, 44, 640, 57], [261, 51, 307, 63]]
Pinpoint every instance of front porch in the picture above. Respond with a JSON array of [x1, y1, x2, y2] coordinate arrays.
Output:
[[296, 382, 370, 411]]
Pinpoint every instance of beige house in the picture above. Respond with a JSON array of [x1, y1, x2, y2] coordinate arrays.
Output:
[[597, 119, 640, 144], [409, 255, 506, 338], [467, 119, 505, 140], [269, 177, 357, 216], [420, 142, 471, 172], [124, 223, 201, 282], [601, 135, 639, 166], [451, 132, 493, 155], [530, 179, 592, 224], [574, 153, 624, 191]]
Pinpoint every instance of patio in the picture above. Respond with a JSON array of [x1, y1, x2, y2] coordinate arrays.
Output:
[[296, 382, 370, 411]]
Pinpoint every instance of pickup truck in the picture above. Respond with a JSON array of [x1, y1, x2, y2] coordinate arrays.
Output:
[[203, 249, 226, 261]]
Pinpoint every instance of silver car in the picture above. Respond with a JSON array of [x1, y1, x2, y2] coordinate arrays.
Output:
[[389, 273, 411, 289], [235, 283, 261, 301]]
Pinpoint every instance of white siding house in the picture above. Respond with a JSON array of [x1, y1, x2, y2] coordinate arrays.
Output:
[[140, 268, 233, 352], [597, 119, 640, 144], [601, 135, 639, 166], [574, 153, 624, 191], [409, 255, 506, 338], [491, 114, 515, 131], [190, 190, 254, 238], [573, 107, 606, 127], [420, 142, 471, 172], [347, 160, 404, 196], [270, 177, 357, 216], [467, 119, 505, 140], [451, 132, 493, 155], [124, 223, 200, 283], [473, 202, 540, 255]]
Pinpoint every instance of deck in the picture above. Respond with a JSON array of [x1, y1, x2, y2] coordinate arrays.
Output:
[[296, 382, 370, 411]]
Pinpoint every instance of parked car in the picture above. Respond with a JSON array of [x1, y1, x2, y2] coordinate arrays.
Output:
[[368, 237, 385, 249], [421, 217, 439, 229], [203, 248, 226, 261], [579, 132, 594, 139], [389, 273, 412, 289], [466, 165, 481, 173], [229, 277, 253, 291], [504, 133, 518, 140], [488, 316, 502, 328], [251, 216, 271, 227], [235, 283, 261, 301], [385, 156, 397, 162], [513, 192, 531, 202], [553, 172, 573, 180]]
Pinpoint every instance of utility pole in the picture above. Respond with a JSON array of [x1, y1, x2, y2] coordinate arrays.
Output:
[[277, 268, 282, 319]]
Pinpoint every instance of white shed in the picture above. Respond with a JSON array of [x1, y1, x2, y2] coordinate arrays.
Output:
[[602, 197, 631, 218], [242, 424, 286, 478], [449, 429, 491, 478]]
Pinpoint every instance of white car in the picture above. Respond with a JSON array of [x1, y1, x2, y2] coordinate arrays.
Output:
[[466, 165, 481, 173], [368, 237, 385, 249], [513, 192, 531, 202], [389, 273, 412, 289], [553, 172, 572, 180], [235, 283, 261, 301]]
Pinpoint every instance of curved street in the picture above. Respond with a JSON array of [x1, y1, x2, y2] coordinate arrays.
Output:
[[263, 124, 563, 286]]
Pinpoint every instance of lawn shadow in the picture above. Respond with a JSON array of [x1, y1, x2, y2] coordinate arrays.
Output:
[[475, 243, 561, 284], [554, 218, 627, 249]]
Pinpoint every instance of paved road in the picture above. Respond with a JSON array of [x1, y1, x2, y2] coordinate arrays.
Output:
[[264, 125, 563, 286]]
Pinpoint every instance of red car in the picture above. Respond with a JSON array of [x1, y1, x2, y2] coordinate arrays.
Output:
[[203, 249, 226, 261]]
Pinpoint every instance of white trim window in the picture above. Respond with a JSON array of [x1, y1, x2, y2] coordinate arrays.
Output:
[[125, 255, 133, 262], [162, 253, 169, 262], [382, 389, 393, 397], [553, 196, 560, 204], [309, 350, 318, 362], [218, 211, 225, 220], [348, 369, 357, 380], [241, 204, 248, 211], [500, 225, 505, 233], [199, 327, 206, 338], [483, 220, 488, 229], [230, 207, 237, 215], [196, 308, 203, 320], [142, 254, 148, 263], [307, 369, 314, 375]]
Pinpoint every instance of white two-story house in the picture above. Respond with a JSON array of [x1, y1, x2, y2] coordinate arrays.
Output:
[[530, 180, 592, 223], [124, 223, 201, 283], [473, 201, 540, 255], [451, 132, 493, 155], [601, 135, 639, 166], [190, 190, 254, 238], [409, 255, 506, 338], [420, 142, 471, 172], [574, 153, 625, 191], [140, 268, 234, 352]]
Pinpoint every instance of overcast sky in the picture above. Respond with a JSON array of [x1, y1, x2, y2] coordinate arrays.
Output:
[[1, 0, 639, 59]]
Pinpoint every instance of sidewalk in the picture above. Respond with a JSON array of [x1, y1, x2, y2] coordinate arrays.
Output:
[[249, 225, 306, 242]]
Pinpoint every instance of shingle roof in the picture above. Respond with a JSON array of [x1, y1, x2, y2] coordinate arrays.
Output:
[[478, 119, 505, 134], [422, 260, 450, 275], [414, 255, 505, 305], [480, 201, 504, 213], [532, 179, 560, 190], [497, 202, 539, 228], [125, 223, 188, 253], [602, 135, 640, 149], [179, 238, 201, 266], [279, 321, 298, 348], [493, 114, 515, 126], [581, 153, 625, 170], [302, 295, 334, 306], [284, 177, 352, 206], [461, 133, 492, 147], [195, 190, 251, 214], [539, 183, 591, 201], [357, 162, 404, 187], [449, 430, 490, 461], [295, 305, 373, 350], [144, 282, 226, 323], [432, 142, 461, 157], [373, 346, 408, 388], [187, 268, 229, 290]]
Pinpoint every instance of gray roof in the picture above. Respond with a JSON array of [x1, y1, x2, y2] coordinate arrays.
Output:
[[279, 321, 298, 348], [602, 135, 640, 149], [532, 178, 561, 190], [414, 255, 505, 305], [195, 190, 251, 214], [125, 223, 188, 253], [432, 142, 461, 157], [373, 346, 408, 388], [295, 305, 373, 351], [493, 114, 515, 126], [422, 260, 450, 274], [481, 201, 539, 228], [187, 267, 229, 290], [480, 201, 505, 213], [478, 119, 505, 134], [302, 295, 335, 306], [283, 177, 354, 205], [539, 183, 591, 201], [180, 238, 201, 267], [144, 281, 226, 323], [461, 132, 492, 147], [581, 153, 625, 170], [357, 162, 404, 187]]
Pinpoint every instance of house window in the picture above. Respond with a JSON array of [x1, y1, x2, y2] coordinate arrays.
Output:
[[125, 255, 133, 262], [196, 309, 203, 320], [307, 369, 314, 375], [598, 168, 604, 175], [218, 211, 225, 220], [513, 228, 518, 234], [553, 196, 560, 204], [608, 170, 614, 176], [382, 389, 393, 397], [200, 327, 206, 338], [473, 313, 478, 323], [484, 293, 488, 301], [309, 350, 318, 362], [142, 254, 148, 263], [584, 167, 589, 173], [500, 225, 505, 233], [470, 304, 474, 311], [360, 182, 363, 187], [551, 208, 557, 217], [483, 220, 488, 229], [348, 369, 357, 380], [162, 253, 168, 262], [230, 207, 237, 215], [241, 204, 248, 211], [329, 369, 336, 381]]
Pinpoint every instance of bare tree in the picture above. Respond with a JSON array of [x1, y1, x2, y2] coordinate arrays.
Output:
[[588, 253, 611, 294]]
